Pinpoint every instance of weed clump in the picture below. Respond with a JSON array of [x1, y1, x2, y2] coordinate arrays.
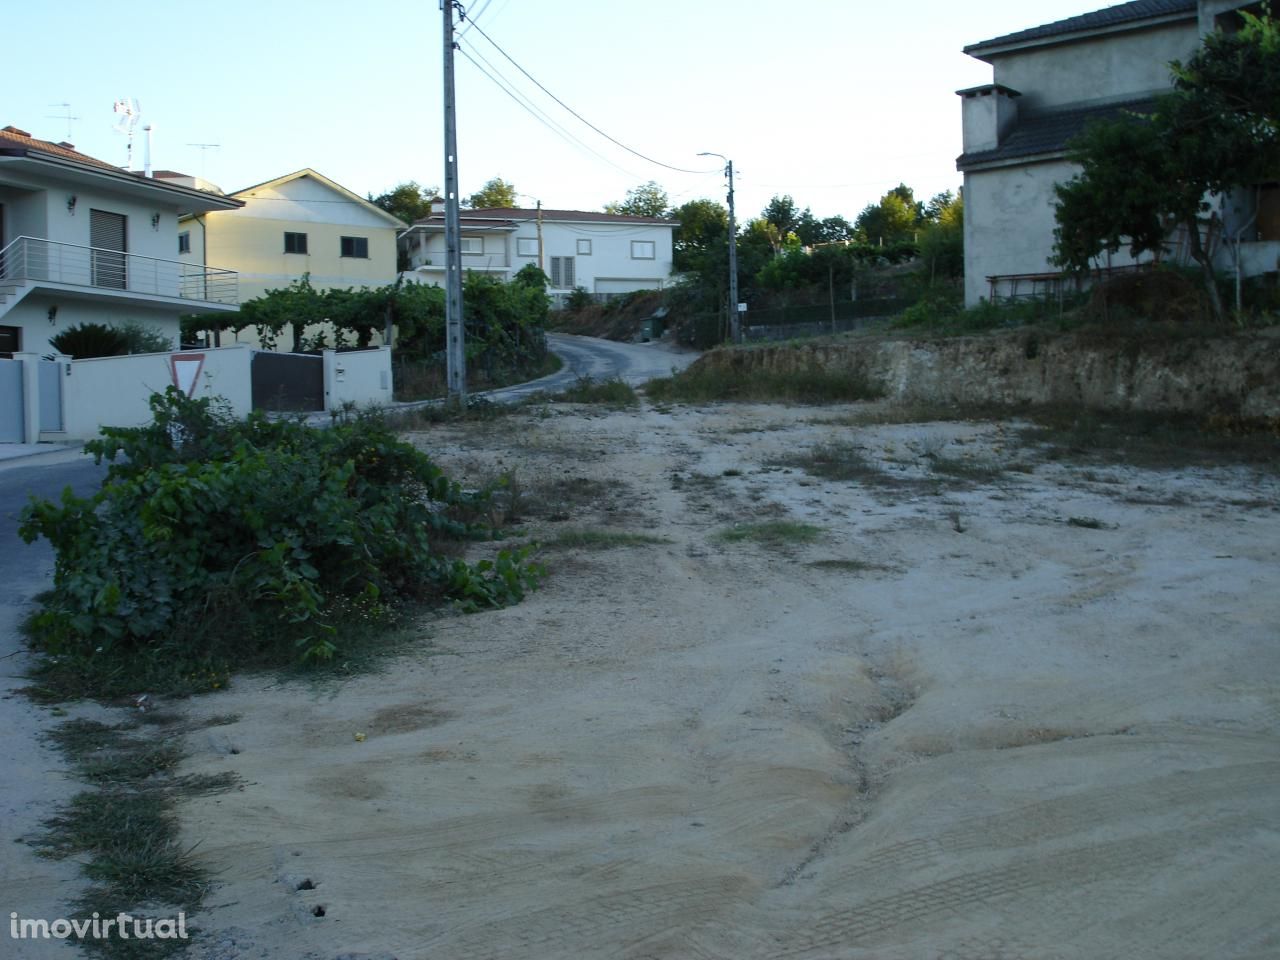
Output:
[[552, 376, 639, 406], [645, 366, 883, 404], [715, 520, 824, 548]]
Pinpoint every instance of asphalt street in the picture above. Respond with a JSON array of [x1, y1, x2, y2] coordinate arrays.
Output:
[[0, 449, 107, 957], [458, 332, 697, 405]]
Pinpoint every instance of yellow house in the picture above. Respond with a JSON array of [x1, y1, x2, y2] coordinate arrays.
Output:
[[177, 168, 405, 347]]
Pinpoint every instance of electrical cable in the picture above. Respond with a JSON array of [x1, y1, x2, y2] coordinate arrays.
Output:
[[457, 0, 491, 37], [456, 43, 648, 183], [463, 18, 719, 176]]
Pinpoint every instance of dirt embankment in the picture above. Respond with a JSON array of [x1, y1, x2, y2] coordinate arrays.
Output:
[[696, 328, 1280, 417], [548, 291, 666, 342]]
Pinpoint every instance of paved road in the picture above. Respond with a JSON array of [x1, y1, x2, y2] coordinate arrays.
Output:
[[0, 449, 105, 957], [448, 333, 699, 406]]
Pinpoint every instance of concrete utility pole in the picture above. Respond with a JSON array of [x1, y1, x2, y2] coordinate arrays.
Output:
[[699, 152, 740, 343], [442, 0, 466, 400], [536, 199, 545, 272]]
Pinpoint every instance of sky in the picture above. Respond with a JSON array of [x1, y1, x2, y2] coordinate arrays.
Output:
[[9, 0, 1117, 224]]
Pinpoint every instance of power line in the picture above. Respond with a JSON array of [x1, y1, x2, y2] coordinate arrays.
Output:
[[462, 17, 718, 177], [457, 0, 491, 37], [456, 42, 647, 182]]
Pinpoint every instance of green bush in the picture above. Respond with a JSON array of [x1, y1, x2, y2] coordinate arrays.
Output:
[[892, 289, 1068, 334], [48, 323, 129, 359], [115, 321, 175, 354], [565, 286, 594, 312], [19, 389, 540, 690]]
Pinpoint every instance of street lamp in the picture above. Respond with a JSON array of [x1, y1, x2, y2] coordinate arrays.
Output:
[[698, 152, 740, 344]]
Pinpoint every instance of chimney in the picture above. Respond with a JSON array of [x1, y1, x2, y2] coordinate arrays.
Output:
[[430, 196, 445, 216], [957, 84, 1020, 154], [143, 124, 153, 178], [57, 141, 76, 151]]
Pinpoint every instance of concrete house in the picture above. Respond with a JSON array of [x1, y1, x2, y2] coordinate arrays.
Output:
[[956, 0, 1270, 306], [178, 168, 405, 308], [398, 203, 676, 305], [0, 125, 240, 357]]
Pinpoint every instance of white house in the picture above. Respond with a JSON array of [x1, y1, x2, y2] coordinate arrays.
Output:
[[0, 124, 241, 356], [399, 202, 676, 305], [956, 0, 1272, 306]]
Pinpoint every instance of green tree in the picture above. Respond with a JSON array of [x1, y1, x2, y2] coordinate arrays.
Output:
[[605, 181, 670, 218], [672, 198, 729, 274], [1052, 10, 1280, 319], [761, 195, 804, 251], [923, 190, 957, 224], [790, 212, 856, 246], [919, 195, 964, 282], [855, 186, 921, 246], [369, 181, 437, 225], [466, 177, 519, 209]]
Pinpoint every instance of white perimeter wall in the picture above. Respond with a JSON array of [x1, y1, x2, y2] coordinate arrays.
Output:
[[63, 345, 254, 439], [323, 347, 392, 410], [60, 345, 393, 439]]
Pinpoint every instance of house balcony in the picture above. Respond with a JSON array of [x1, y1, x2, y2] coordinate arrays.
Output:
[[0, 235, 238, 319]]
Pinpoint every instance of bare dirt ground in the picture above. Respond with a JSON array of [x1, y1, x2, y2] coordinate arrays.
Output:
[[177, 398, 1280, 960]]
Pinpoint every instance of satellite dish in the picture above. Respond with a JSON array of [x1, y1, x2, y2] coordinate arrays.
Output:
[[112, 98, 141, 168]]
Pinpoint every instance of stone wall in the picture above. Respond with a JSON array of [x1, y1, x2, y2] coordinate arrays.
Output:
[[694, 329, 1280, 418]]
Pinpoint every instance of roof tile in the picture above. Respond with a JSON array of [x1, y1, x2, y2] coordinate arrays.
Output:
[[966, 0, 1196, 54], [956, 97, 1159, 169], [0, 125, 123, 171]]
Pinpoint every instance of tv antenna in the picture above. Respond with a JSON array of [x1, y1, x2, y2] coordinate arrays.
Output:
[[47, 103, 80, 141], [112, 98, 141, 169], [187, 143, 220, 179]]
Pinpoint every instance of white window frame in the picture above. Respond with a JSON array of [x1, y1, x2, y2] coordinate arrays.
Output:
[[576, 238, 592, 256], [516, 237, 538, 257], [549, 255, 575, 288], [461, 236, 483, 255], [630, 240, 656, 260]]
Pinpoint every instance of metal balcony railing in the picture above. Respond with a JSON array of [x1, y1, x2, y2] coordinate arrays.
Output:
[[0, 235, 238, 305]]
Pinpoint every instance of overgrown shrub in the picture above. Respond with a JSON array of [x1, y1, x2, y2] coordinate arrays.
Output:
[[645, 364, 884, 404], [892, 289, 1068, 333], [19, 389, 540, 692]]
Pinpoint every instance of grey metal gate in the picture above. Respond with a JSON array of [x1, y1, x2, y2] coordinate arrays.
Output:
[[38, 360, 62, 432], [0, 358, 24, 442], [251, 351, 324, 412]]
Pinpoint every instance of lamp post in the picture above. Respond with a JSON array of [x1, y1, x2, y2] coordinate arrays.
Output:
[[698, 152, 739, 344]]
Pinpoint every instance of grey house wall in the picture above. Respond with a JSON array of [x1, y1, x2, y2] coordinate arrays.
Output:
[[957, 7, 1206, 307], [988, 22, 1197, 113]]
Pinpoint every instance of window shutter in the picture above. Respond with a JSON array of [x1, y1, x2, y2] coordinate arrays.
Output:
[[89, 209, 127, 289]]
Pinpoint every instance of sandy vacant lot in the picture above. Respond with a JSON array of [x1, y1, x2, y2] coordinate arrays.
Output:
[[178, 398, 1279, 960]]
